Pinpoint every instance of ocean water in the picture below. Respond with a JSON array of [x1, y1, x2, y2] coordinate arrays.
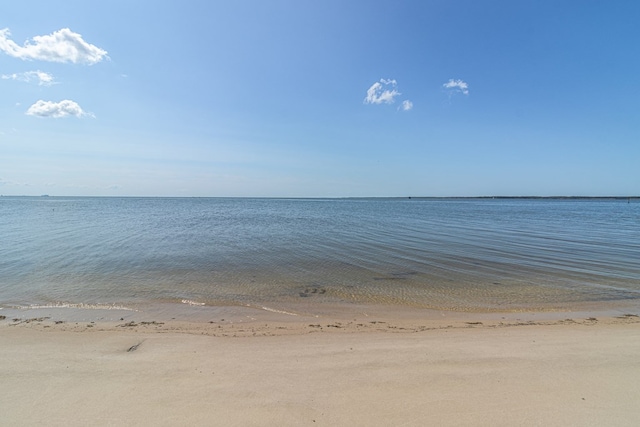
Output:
[[1, 197, 639, 313]]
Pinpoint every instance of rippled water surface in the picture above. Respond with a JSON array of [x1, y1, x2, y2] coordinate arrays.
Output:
[[1, 197, 639, 311]]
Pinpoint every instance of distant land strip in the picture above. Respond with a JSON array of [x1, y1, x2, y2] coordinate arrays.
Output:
[[1, 195, 638, 200]]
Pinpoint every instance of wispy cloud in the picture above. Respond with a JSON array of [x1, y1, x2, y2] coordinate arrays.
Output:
[[400, 100, 413, 111], [26, 100, 93, 118], [1, 70, 55, 86], [0, 177, 30, 187], [364, 78, 413, 112], [0, 127, 18, 136], [364, 79, 401, 105], [0, 28, 108, 65], [443, 79, 469, 95]]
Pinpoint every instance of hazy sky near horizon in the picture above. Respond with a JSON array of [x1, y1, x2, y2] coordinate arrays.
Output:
[[1, 1, 639, 197]]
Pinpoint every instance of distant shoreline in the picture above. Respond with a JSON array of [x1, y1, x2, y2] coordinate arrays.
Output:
[[2, 194, 639, 200]]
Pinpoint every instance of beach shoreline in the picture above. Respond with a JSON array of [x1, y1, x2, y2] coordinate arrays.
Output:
[[2, 299, 640, 336], [1, 308, 639, 426]]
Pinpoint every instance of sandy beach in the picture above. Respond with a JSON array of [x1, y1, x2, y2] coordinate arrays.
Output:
[[1, 306, 639, 426]]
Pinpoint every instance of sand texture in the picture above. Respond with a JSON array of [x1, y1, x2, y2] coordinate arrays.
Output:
[[1, 313, 640, 426]]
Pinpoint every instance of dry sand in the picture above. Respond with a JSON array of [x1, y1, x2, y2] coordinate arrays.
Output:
[[1, 308, 640, 426]]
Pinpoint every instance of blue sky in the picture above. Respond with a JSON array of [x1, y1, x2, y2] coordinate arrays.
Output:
[[1, 1, 639, 197]]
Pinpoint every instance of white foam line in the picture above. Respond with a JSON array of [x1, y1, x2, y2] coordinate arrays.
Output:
[[181, 299, 205, 306], [259, 306, 299, 316], [14, 303, 136, 311]]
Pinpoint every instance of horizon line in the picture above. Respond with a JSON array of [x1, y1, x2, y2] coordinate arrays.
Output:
[[2, 195, 639, 200]]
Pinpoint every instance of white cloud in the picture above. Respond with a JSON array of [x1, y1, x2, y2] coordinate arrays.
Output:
[[26, 100, 93, 118], [443, 79, 469, 95], [0, 28, 108, 65], [364, 79, 401, 104], [1, 70, 55, 85], [400, 100, 413, 111]]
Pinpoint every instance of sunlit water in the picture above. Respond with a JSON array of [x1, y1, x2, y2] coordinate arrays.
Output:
[[1, 197, 639, 312]]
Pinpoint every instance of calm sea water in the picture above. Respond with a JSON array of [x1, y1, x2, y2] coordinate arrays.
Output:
[[1, 197, 639, 312]]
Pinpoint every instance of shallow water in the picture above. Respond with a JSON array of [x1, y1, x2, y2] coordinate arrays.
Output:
[[1, 197, 639, 312]]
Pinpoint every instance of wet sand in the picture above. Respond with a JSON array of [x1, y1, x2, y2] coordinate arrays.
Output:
[[1, 307, 640, 426]]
